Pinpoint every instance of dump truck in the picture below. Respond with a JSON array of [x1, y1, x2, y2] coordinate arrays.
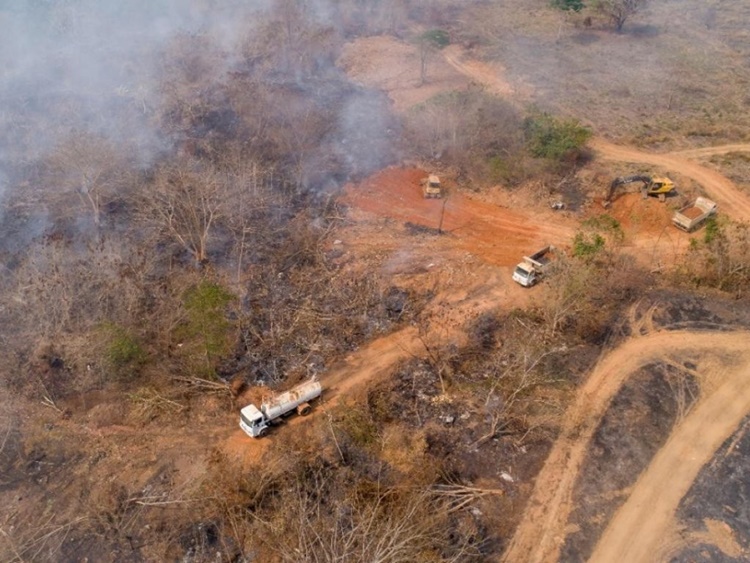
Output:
[[240, 379, 322, 438], [672, 197, 717, 232], [421, 174, 442, 198], [512, 246, 556, 287]]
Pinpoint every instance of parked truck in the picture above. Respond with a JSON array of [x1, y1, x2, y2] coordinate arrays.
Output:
[[512, 246, 556, 287], [421, 174, 442, 198], [672, 197, 717, 232], [240, 379, 322, 438]]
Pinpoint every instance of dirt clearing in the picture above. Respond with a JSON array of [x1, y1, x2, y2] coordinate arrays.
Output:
[[591, 138, 750, 221], [338, 35, 472, 111], [342, 166, 576, 267]]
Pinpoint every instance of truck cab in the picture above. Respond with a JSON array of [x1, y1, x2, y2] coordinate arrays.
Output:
[[512, 263, 538, 287], [240, 404, 268, 437]]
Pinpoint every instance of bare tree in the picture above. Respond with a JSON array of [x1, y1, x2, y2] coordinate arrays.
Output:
[[44, 133, 130, 229], [279, 481, 473, 562], [142, 164, 233, 266], [416, 30, 449, 86], [593, 0, 648, 32]]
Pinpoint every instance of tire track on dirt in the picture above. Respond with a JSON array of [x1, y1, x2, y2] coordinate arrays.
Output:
[[589, 343, 750, 562], [441, 45, 515, 97], [590, 138, 750, 222], [501, 329, 750, 563], [670, 144, 750, 159]]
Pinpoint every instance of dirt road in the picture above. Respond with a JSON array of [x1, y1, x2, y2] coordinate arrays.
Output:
[[434, 44, 750, 563], [441, 45, 515, 97], [339, 38, 750, 561], [589, 340, 750, 562], [438, 43, 750, 222], [590, 138, 750, 221], [670, 144, 750, 159], [502, 328, 750, 563]]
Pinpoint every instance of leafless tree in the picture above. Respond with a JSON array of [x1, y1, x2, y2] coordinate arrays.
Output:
[[141, 164, 235, 265], [44, 133, 131, 229], [593, 0, 648, 32], [278, 481, 474, 562]]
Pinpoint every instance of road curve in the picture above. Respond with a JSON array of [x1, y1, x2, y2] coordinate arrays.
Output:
[[670, 144, 750, 159], [589, 343, 750, 562], [590, 138, 750, 222], [501, 329, 750, 563]]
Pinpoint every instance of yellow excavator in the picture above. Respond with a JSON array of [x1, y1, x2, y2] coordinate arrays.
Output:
[[604, 175, 675, 207]]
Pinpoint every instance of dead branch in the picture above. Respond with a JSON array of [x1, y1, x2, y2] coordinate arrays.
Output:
[[41, 395, 63, 414], [170, 376, 231, 395]]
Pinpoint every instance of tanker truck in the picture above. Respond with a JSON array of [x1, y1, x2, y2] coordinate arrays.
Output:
[[240, 379, 322, 438]]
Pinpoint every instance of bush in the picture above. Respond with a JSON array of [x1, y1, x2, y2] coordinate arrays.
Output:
[[703, 216, 719, 244], [177, 281, 236, 372], [420, 29, 450, 49], [572, 214, 623, 260], [572, 232, 606, 259], [100, 323, 146, 378], [524, 112, 592, 161]]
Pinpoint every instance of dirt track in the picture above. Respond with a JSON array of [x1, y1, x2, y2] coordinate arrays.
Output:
[[591, 138, 750, 221], [230, 37, 750, 561], [502, 328, 750, 563], [227, 38, 750, 558], [441, 45, 515, 98], [589, 337, 750, 562], [435, 45, 750, 562]]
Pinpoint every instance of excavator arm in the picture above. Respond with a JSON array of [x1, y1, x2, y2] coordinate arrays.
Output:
[[605, 175, 675, 205]]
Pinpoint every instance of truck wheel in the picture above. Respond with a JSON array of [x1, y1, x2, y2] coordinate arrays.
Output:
[[258, 427, 269, 437], [297, 403, 312, 416]]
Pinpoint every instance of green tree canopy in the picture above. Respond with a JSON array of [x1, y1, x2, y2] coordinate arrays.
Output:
[[551, 0, 586, 12], [524, 112, 592, 161]]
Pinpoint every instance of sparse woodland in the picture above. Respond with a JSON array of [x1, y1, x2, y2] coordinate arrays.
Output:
[[1, 0, 750, 561]]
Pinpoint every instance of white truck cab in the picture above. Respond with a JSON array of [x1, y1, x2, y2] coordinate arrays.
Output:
[[512, 262, 538, 287], [512, 246, 555, 288]]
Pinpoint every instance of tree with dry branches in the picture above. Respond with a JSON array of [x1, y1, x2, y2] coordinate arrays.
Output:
[[593, 0, 647, 32], [142, 164, 233, 265], [43, 133, 130, 230]]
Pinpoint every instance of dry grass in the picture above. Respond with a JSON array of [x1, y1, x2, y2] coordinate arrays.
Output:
[[457, 0, 750, 148]]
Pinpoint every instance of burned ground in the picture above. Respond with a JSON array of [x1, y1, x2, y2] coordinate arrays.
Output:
[[675, 414, 750, 559], [3, 1, 750, 561], [561, 362, 700, 562]]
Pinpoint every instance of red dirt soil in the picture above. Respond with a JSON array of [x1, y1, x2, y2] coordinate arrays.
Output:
[[342, 167, 576, 267]]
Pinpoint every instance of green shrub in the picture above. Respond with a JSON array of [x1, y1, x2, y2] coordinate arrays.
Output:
[[572, 232, 606, 259], [178, 281, 236, 369], [703, 216, 720, 244], [581, 214, 624, 242], [420, 29, 450, 49], [524, 112, 592, 161], [551, 0, 585, 11], [100, 323, 146, 377], [572, 214, 623, 260]]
